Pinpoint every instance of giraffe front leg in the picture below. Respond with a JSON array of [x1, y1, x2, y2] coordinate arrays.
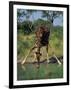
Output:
[[46, 45, 50, 63], [21, 46, 36, 65], [36, 47, 41, 68]]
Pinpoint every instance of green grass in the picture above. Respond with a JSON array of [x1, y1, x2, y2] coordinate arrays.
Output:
[[17, 63, 63, 80]]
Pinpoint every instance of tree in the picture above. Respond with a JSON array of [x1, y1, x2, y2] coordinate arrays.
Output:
[[22, 21, 34, 34], [17, 9, 36, 31], [33, 19, 51, 30], [42, 11, 63, 26]]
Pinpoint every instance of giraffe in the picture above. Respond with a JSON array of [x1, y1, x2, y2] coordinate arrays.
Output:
[[21, 26, 62, 67]]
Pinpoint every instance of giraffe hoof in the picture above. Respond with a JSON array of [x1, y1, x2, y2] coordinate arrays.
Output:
[[21, 60, 25, 65], [47, 59, 50, 63]]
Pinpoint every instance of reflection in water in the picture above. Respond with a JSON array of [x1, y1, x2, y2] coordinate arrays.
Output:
[[17, 63, 63, 80], [21, 65, 26, 71]]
